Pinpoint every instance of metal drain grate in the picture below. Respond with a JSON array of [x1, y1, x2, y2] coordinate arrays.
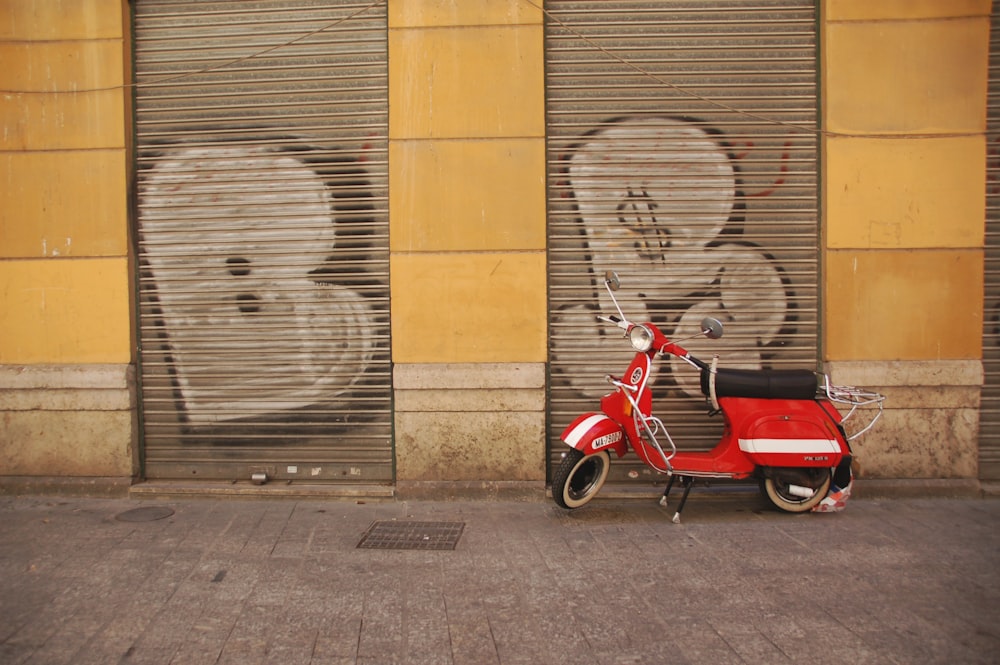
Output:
[[357, 520, 465, 551]]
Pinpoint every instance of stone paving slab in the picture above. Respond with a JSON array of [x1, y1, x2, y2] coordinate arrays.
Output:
[[0, 492, 997, 664]]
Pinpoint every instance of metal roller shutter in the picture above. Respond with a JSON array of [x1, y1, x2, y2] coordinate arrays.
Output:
[[545, 1, 820, 484], [982, 5, 1000, 481], [133, 1, 392, 485]]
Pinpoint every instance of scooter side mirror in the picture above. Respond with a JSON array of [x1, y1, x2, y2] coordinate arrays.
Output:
[[604, 271, 621, 292], [701, 317, 724, 339]]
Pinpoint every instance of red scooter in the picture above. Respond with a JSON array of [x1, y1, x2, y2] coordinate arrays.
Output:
[[553, 271, 885, 522]]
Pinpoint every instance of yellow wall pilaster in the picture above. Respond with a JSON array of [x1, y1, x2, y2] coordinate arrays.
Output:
[[388, 1, 547, 484], [0, 0, 135, 482], [822, 0, 990, 479], [0, 0, 132, 363], [388, 1, 547, 364]]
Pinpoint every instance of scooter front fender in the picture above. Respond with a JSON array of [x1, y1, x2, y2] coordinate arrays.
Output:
[[561, 412, 629, 458]]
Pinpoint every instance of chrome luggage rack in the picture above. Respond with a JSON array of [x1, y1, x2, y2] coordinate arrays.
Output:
[[822, 375, 886, 441]]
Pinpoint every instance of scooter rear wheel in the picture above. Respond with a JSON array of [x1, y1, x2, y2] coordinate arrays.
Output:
[[760, 468, 831, 513], [552, 449, 610, 509]]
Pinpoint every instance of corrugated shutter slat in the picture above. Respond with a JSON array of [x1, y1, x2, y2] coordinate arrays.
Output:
[[981, 7, 1000, 481], [545, 1, 820, 484], [133, 0, 391, 484]]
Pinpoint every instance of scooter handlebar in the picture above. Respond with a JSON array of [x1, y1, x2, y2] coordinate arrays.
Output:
[[596, 313, 713, 371], [605, 315, 621, 325], [597, 314, 629, 330], [686, 355, 710, 370], [659, 343, 709, 371]]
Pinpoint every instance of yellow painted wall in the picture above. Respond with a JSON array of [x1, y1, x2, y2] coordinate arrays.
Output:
[[1, 0, 993, 485], [822, 0, 990, 362], [390, 253, 546, 363], [0, 0, 132, 365], [0, 0, 135, 482], [822, 0, 990, 480], [387, 0, 547, 364]]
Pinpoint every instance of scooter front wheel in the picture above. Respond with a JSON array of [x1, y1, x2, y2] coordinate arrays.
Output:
[[760, 468, 831, 513], [552, 449, 610, 509]]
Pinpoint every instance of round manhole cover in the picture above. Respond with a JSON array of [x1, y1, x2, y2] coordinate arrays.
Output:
[[115, 506, 175, 523]]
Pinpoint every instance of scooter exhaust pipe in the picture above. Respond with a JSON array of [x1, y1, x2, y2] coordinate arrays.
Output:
[[786, 484, 816, 499]]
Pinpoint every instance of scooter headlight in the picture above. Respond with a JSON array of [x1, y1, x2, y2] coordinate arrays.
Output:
[[628, 324, 654, 352]]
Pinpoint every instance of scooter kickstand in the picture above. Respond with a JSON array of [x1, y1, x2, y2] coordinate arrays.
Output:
[[671, 477, 694, 524], [659, 475, 677, 508]]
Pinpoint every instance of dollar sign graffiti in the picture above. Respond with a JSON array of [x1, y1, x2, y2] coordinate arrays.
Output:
[[617, 187, 670, 263]]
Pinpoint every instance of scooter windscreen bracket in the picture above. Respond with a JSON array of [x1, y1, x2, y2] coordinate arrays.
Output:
[[602, 271, 629, 326]]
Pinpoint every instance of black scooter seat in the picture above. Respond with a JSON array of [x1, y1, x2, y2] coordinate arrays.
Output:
[[700, 367, 818, 401]]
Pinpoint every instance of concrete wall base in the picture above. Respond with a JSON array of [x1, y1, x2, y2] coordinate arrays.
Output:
[[0, 364, 137, 478], [0, 475, 133, 498], [394, 363, 547, 482], [825, 360, 982, 479]]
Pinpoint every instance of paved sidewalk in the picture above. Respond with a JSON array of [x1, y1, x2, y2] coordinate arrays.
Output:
[[0, 491, 997, 664]]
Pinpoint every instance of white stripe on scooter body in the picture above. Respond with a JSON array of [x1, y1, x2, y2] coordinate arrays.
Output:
[[563, 413, 611, 448], [561, 412, 628, 457], [738, 438, 840, 455]]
